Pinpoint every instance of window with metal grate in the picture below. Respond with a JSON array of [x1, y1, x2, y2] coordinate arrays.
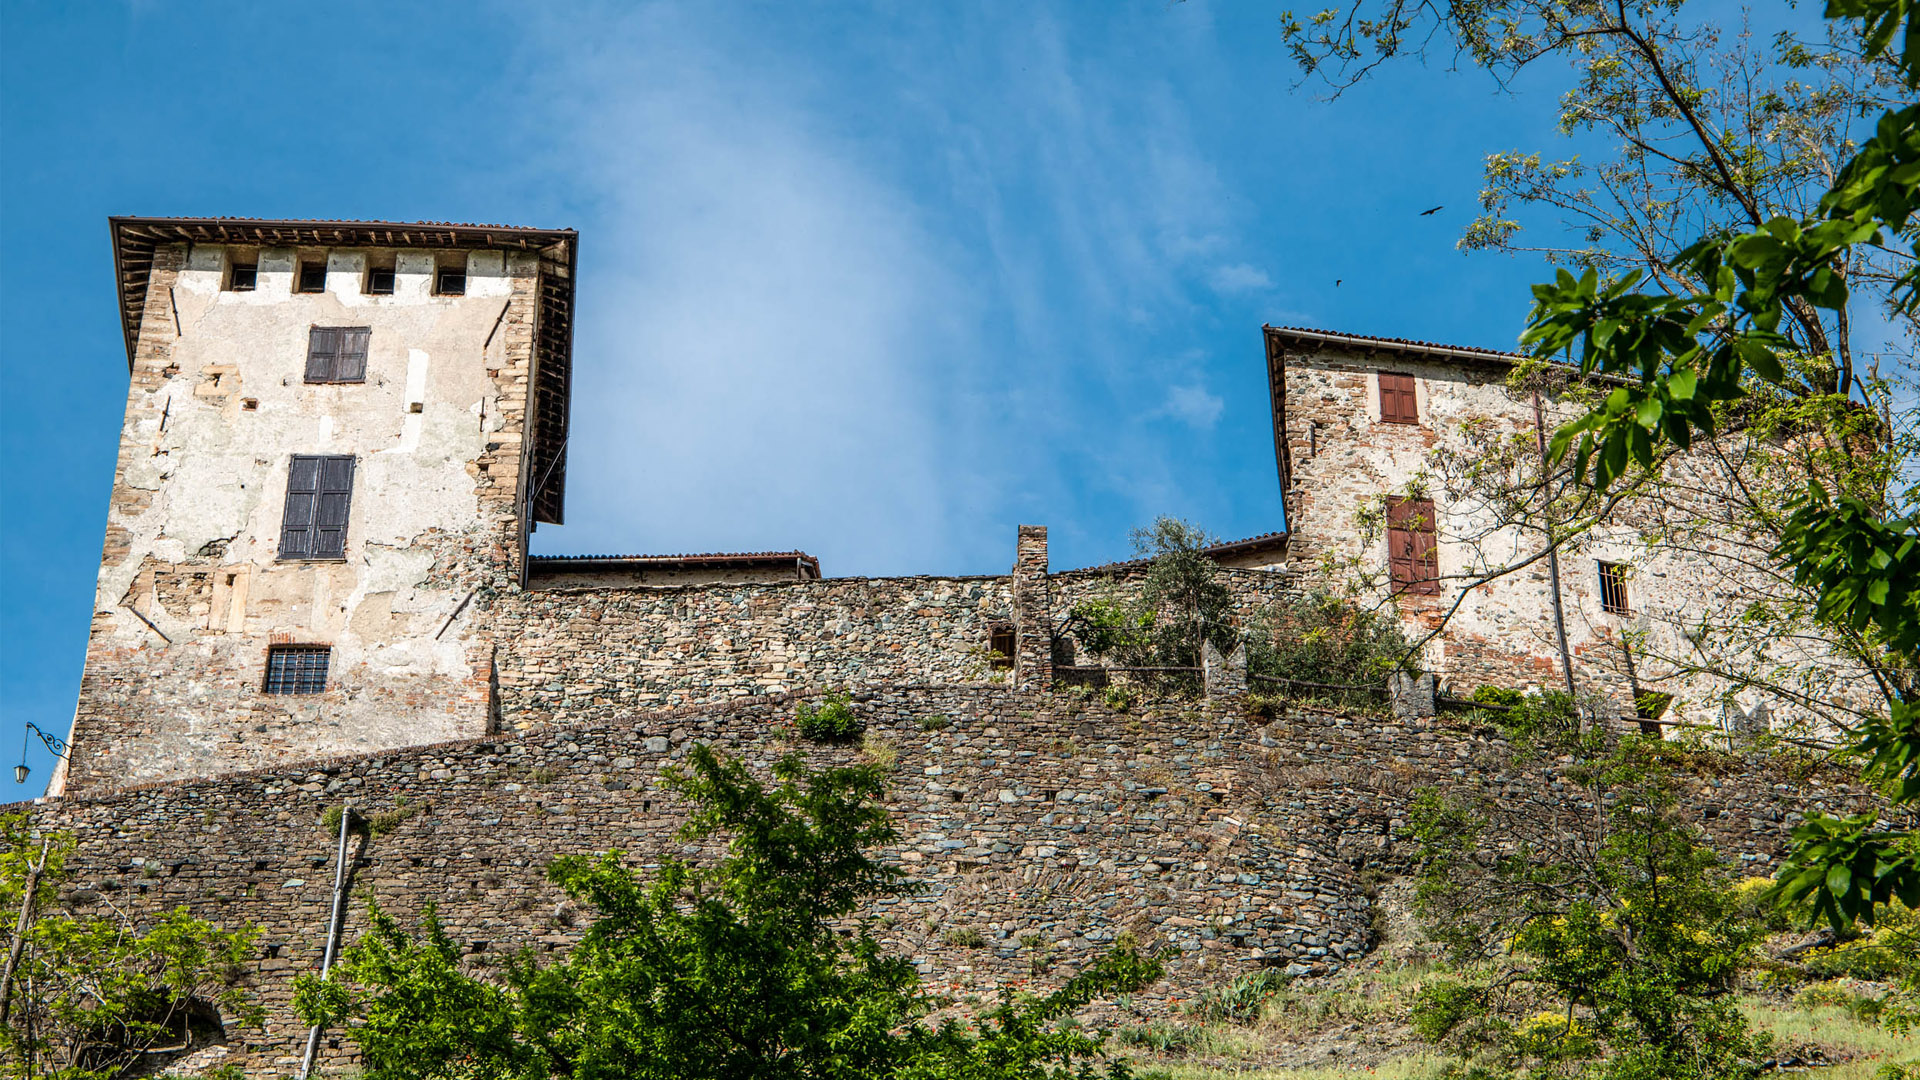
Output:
[[263, 645, 330, 694], [1598, 561, 1632, 615]]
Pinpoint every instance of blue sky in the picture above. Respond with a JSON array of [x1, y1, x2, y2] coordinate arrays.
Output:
[[1, 1, 1586, 791]]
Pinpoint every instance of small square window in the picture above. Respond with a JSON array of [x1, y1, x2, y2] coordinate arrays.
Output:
[[988, 625, 1016, 670], [227, 262, 258, 291], [435, 261, 466, 296], [1598, 561, 1631, 615], [365, 262, 396, 295], [264, 645, 330, 694], [296, 260, 328, 294]]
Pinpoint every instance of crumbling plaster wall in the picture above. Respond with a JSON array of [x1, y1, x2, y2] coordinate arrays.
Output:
[[63, 242, 546, 796], [15, 687, 1885, 1075], [1277, 347, 1785, 728]]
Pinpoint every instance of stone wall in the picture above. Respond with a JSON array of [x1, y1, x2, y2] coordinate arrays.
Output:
[[14, 686, 1884, 1076]]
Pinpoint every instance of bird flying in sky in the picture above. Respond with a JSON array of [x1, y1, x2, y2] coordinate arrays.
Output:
[[1420, 206, 1443, 216]]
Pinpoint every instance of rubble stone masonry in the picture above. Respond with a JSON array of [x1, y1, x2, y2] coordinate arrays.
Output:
[[17, 687, 1886, 1075]]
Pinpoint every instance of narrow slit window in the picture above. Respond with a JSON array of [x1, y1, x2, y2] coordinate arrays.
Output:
[[264, 645, 330, 694], [435, 259, 466, 296], [296, 260, 328, 294], [1598, 561, 1631, 615], [988, 625, 1016, 670], [1379, 372, 1419, 425], [227, 261, 258, 292], [279, 454, 356, 560], [305, 326, 371, 384], [1386, 496, 1439, 594]]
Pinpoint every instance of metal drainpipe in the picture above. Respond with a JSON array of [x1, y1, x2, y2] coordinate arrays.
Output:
[[299, 803, 353, 1080], [1533, 389, 1579, 703]]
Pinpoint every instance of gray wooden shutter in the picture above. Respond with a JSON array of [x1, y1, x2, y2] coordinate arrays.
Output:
[[279, 456, 322, 558], [305, 328, 340, 383], [312, 456, 356, 559], [336, 328, 370, 382]]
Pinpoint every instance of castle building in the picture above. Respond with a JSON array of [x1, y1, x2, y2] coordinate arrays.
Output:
[[63, 219, 578, 796], [57, 217, 1843, 798]]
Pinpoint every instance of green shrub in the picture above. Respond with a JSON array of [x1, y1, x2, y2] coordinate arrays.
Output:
[[1189, 968, 1291, 1023], [1246, 591, 1412, 710], [795, 693, 863, 743]]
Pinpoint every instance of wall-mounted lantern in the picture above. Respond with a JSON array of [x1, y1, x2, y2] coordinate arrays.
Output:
[[15, 722, 69, 785]]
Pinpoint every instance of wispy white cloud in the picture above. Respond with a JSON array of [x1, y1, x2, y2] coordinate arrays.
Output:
[[502, 1, 1285, 571], [1207, 262, 1274, 294], [1161, 384, 1225, 429]]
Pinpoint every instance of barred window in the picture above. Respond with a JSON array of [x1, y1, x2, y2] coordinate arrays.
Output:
[[264, 645, 330, 695], [1598, 561, 1631, 615]]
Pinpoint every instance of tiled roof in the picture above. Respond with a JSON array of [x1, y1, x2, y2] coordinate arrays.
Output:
[[1263, 324, 1524, 363], [1067, 531, 1289, 574], [529, 551, 822, 579]]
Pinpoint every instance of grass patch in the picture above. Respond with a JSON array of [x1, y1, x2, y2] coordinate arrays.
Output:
[[1744, 998, 1920, 1079]]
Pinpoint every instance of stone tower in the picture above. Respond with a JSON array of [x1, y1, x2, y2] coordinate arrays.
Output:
[[57, 218, 576, 796]]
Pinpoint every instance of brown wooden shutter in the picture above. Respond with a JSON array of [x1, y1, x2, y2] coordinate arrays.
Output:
[[1379, 372, 1418, 424], [280, 455, 354, 559], [312, 456, 356, 559], [336, 328, 370, 382], [1386, 497, 1438, 593], [279, 456, 321, 558], [305, 328, 340, 383]]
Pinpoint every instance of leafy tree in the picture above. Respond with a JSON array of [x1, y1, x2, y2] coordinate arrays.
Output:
[[296, 744, 1162, 1079], [1068, 517, 1239, 690], [1274, 0, 1920, 931], [0, 813, 261, 1079], [1408, 739, 1773, 1079]]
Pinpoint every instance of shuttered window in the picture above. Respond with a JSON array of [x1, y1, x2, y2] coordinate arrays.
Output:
[[1379, 372, 1419, 425], [305, 326, 370, 384], [279, 455, 356, 560], [1386, 496, 1439, 594]]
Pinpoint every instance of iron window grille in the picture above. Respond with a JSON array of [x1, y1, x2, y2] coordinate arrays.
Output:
[[1598, 561, 1632, 615], [264, 645, 330, 695]]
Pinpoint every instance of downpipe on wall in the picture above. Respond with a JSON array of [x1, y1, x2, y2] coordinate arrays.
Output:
[[300, 802, 354, 1080]]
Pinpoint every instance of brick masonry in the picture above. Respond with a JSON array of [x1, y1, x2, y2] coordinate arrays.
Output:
[[13, 686, 1890, 1075]]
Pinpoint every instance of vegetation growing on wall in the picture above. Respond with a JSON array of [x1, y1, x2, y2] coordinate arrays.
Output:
[[295, 744, 1164, 1079], [0, 813, 261, 1079]]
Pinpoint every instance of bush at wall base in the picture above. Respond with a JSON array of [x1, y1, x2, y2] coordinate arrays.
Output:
[[796, 692, 865, 743]]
